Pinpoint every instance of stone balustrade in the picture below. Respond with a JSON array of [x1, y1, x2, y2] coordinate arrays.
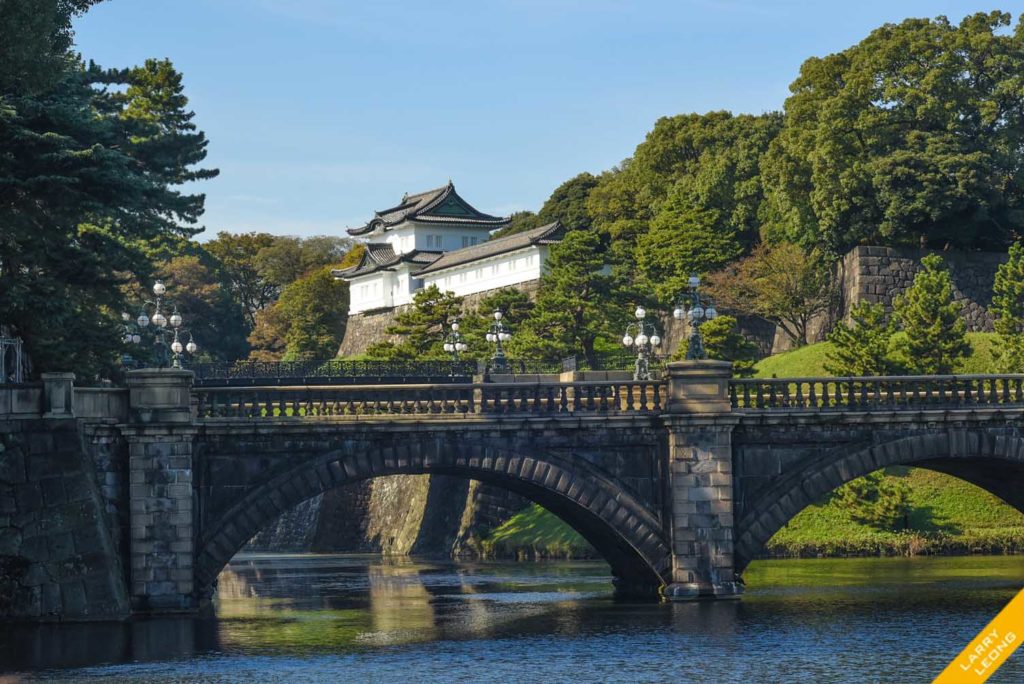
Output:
[[730, 374, 1024, 411], [193, 380, 665, 418]]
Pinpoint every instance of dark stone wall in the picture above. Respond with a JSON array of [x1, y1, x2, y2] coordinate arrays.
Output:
[[0, 418, 128, 620], [840, 246, 1006, 331]]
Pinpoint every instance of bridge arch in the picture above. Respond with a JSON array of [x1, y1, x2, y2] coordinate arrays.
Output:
[[195, 437, 672, 597], [735, 429, 1024, 571]]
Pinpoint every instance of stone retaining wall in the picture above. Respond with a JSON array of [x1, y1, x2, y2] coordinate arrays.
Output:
[[0, 418, 128, 620], [840, 246, 1006, 331]]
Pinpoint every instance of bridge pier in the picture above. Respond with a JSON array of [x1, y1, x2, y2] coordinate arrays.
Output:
[[121, 369, 197, 613], [662, 361, 742, 601]]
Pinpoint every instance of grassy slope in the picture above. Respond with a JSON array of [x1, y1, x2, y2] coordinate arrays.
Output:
[[483, 332, 1023, 560], [756, 332, 1024, 557], [481, 503, 594, 559]]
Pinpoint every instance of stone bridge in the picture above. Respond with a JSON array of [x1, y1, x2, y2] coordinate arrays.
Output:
[[5, 364, 1024, 618]]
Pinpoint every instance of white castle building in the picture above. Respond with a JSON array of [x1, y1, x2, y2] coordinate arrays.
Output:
[[333, 182, 565, 314]]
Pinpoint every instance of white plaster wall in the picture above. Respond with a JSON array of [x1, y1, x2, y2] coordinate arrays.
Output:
[[349, 272, 395, 313], [422, 246, 549, 297]]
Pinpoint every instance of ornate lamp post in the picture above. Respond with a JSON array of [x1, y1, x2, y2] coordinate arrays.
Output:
[[673, 274, 717, 360], [622, 305, 662, 381], [442, 318, 468, 362], [132, 280, 198, 369], [485, 310, 512, 374]]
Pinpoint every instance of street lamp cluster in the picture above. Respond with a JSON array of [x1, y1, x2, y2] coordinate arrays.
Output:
[[672, 274, 717, 361], [622, 306, 662, 381], [123, 281, 198, 369], [443, 319, 468, 359], [485, 310, 512, 373], [621, 274, 717, 380], [442, 310, 512, 373], [441, 275, 715, 380]]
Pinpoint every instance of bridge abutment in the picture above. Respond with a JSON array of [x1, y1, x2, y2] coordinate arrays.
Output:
[[662, 361, 742, 601], [122, 369, 197, 613]]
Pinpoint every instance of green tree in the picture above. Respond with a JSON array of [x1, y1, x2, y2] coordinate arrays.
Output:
[[0, 0, 100, 94], [891, 254, 970, 374], [675, 315, 758, 376], [250, 266, 348, 360], [706, 243, 834, 347], [991, 241, 1024, 372], [0, 21, 217, 377], [152, 255, 249, 362], [460, 288, 535, 359], [833, 470, 911, 531], [519, 231, 623, 368], [206, 232, 279, 327], [491, 211, 545, 239], [761, 12, 1024, 254], [255, 235, 353, 286], [825, 302, 896, 376], [635, 190, 742, 303], [364, 285, 463, 360], [586, 111, 782, 254]]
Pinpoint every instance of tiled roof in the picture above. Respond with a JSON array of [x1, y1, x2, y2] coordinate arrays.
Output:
[[414, 222, 564, 277], [347, 181, 509, 236], [332, 244, 441, 279]]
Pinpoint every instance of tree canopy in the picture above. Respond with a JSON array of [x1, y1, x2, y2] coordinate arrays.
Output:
[[761, 11, 1024, 254], [0, 3, 218, 377]]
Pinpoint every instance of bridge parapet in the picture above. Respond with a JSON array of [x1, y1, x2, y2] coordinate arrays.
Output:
[[193, 379, 664, 419], [730, 374, 1024, 411]]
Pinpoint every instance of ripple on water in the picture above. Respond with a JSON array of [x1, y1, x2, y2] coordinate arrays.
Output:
[[2, 555, 1024, 683]]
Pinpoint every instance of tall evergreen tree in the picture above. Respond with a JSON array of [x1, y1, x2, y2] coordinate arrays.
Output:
[[992, 241, 1024, 372], [892, 255, 970, 374], [0, 38, 217, 377], [518, 231, 624, 368], [825, 302, 896, 376], [364, 285, 463, 360]]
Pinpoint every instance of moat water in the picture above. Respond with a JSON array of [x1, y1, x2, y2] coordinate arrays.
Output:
[[2, 554, 1023, 682]]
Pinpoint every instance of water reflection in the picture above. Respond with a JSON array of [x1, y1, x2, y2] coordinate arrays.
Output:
[[2, 554, 1024, 682]]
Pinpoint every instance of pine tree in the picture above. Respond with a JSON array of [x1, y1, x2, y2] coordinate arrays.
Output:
[[833, 470, 911, 531], [460, 288, 534, 360], [892, 255, 970, 374], [518, 231, 624, 368], [991, 241, 1024, 372], [825, 302, 895, 376], [364, 285, 463, 360]]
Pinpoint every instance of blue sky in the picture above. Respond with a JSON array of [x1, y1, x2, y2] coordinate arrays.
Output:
[[75, 1, 994, 240]]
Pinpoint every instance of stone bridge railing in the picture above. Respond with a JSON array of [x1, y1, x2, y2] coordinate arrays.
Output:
[[730, 374, 1024, 411], [193, 379, 664, 418]]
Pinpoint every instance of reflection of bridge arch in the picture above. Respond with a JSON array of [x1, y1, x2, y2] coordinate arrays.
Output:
[[195, 438, 671, 598], [735, 430, 1024, 570]]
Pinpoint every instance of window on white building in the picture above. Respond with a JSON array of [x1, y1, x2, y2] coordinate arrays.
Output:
[[471, 237, 479, 246], [428, 235, 442, 249], [459, 272, 467, 283], [527, 254, 534, 266], [491, 263, 499, 275], [475, 268, 483, 280]]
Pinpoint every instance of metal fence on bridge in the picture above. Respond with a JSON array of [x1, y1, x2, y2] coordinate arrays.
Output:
[[187, 355, 668, 387]]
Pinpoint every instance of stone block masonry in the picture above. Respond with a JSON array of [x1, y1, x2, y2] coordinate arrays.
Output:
[[0, 418, 129, 620], [841, 246, 1006, 331]]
